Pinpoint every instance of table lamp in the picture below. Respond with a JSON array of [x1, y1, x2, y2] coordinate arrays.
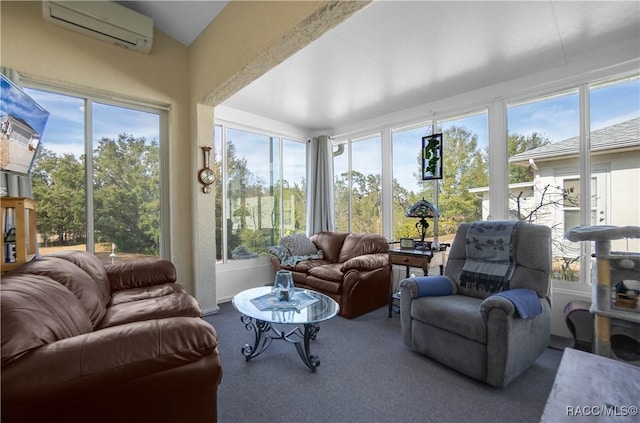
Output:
[[406, 198, 440, 249]]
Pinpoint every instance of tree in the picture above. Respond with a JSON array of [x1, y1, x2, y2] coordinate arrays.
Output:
[[433, 126, 488, 234], [31, 148, 85, 245], [92, 133, 160, 254]]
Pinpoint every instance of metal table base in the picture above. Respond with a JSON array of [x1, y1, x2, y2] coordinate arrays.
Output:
[[240, 315, 321, 372]]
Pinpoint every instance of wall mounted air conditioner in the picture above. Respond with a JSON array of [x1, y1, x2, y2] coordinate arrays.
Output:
[[42, 1, 153, 54]]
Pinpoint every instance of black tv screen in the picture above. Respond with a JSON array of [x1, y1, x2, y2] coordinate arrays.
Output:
[[0, 74, 49, 175]]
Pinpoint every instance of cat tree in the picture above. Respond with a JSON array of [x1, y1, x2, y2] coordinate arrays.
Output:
[[566, 225, 640, 364]]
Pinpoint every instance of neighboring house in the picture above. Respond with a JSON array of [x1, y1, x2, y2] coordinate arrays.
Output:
[[472, 117, 640, 257]]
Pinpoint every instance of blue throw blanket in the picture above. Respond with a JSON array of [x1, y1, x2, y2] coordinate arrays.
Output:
[[460, 221, 521, 293], [496, 289, 542, 319]]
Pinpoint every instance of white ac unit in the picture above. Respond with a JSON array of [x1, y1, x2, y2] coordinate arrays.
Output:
[[42, 1, 153, 54]]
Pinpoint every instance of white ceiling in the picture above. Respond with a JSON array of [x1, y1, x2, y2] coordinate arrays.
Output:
[[121, 1, 640, 133], [117, 0, 228, 46]]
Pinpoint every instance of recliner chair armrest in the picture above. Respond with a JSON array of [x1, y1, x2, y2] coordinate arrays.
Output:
[[480, 295, 516, 321], [341, 253, 388, 272], [399, 276, 457, 299], [105, 259, 177, 291]]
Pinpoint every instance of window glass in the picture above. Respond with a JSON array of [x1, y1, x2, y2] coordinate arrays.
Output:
[[281, 139, 306, 237], [437, 112, 488, 240], [590, 76, 640, 255], [508, 91, 580, 281], [25, 89, 87, 253], [214, 125, 306, 263], [25, 88, 162, 262], [225, 128, 278, 260], [333, 142, 349, 232], [351, 135, 382, 233], [93, 103, 161, 259], [333, 135, 382, 234], [392, 124, 432, 241], [214, 124, 223, 261]]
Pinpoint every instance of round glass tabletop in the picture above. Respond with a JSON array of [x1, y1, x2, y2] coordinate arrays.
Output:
[[232, 286, 339, 325]]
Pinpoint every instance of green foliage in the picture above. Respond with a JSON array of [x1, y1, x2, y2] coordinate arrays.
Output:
[[391, 125, 489, 239], [31, 149, 86, 245], [31, 134, 160, 255], [218, 139, 307, 258]]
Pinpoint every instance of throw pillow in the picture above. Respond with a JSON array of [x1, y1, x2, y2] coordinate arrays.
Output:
[[413, 276, 456, 297], [280, 234, 319, 257]]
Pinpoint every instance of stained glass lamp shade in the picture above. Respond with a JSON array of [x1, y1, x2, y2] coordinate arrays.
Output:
[[405, 199, 440, 248]]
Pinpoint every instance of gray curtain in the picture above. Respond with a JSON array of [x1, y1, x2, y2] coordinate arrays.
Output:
[[1, 66, 33, 198], [305, 135, 335, 235]]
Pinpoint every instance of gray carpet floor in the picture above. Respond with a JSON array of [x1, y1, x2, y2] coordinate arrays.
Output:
[[204, 302, 563, 423]]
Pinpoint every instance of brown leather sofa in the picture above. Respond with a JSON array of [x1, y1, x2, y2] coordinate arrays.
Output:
[[269, 232, 390, 318], [1, 250, 222, 423]]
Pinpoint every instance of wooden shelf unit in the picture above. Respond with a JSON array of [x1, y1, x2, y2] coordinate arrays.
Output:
[[2, 197, 36, 273]]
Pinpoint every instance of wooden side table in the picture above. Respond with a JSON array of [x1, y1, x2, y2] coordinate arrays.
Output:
[[387, 247, 445, 317]]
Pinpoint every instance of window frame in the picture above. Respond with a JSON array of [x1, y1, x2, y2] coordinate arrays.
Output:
[[22, 79, 170, 258], [214, 120, 307, 264]]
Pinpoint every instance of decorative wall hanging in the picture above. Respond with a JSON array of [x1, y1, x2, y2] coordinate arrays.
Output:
[[422, 133, 443, 180]]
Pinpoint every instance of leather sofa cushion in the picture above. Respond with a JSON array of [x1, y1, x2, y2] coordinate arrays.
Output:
[[289, 259, 331, 273], [1, 274, 92, 366], [411, 295, 487, 343], [105, 259, 177, 292], [110, 282, 186, 306], [49, 250, 111, 303], [97, 292, 201, 329], [308, 263, 343, 282], [311, 232, 349, 262], [1, 317, 218, 400], [338, 233, 389, 262], [12, 256, 107, 327], [304, 275, 342, 294], [341, 253, 388, 272]]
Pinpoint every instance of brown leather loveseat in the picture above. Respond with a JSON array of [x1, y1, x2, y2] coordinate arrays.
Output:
[[1, 250, 222, 423], [269, 232, 390, 318]]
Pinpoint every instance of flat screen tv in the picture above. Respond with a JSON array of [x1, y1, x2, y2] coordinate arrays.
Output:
[[0, 73, 49, 175]]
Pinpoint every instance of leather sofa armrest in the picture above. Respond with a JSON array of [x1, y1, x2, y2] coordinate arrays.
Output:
[[1, 317, 218, 402], [341, 252, 388, 272], [269, 254, 283, 271], [480, 295, 516, 321], [105, 259, 177, 291]]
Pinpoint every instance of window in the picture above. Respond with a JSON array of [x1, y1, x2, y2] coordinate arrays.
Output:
[[589, 76, 640, 255], [281, 139, 307, 236], [502, 75, 639, 285], [437, 112, 488, 238], [214, 124, 306, 262], [333, 134, 382, 234], [24, 87, 163, 262], [390, 112, 488, 243], [392, 123, 433, 241]]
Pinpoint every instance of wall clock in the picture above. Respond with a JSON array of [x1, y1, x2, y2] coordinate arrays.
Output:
[[198, 146, 215, 194]]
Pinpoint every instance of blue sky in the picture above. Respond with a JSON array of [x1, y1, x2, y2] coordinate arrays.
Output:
[[23, 88, 159, 160]]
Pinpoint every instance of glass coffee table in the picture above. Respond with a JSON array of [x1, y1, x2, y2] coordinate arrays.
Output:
[[232, 286, 339, 372]]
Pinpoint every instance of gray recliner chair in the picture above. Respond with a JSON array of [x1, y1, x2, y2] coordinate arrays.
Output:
[[400, 221, 552, 388]]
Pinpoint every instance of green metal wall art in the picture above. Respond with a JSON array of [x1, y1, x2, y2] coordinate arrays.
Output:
[[422, 133, 443, 180]]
